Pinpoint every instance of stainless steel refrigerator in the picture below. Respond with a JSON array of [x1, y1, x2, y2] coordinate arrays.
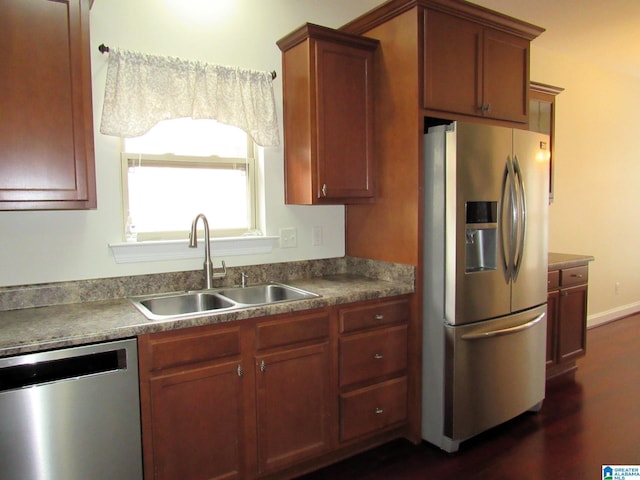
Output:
[[421, 120, 549, 452]]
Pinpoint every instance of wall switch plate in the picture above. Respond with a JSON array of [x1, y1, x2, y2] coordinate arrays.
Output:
[[312, 226, 323, 246], [279, 227, 297, 248]]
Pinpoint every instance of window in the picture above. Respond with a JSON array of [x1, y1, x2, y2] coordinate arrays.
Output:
[[121, 118, 258, 241]]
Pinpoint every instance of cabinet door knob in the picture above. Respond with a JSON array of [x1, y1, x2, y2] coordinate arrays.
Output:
[[374, 314, 384, 320], [373, 353, 384, 360], [237, 364, 244, 377], [259, 360, 266, 373], [375, 407, 384, 415], [321, 184, 328, 197]]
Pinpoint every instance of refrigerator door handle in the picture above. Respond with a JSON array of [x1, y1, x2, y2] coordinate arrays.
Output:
[[499, 157, 517, 282], [512, 155, 527, 281], [460, 312, 545, 340], [499, 164, 510, 281]]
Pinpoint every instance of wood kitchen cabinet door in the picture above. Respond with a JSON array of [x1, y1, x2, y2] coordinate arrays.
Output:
[[423, 10, 482, 118], [530, 82, 564, 203], [139, 325, 246, 480], [482, 28, 529, 123], [423, 9, 529, 124], [278, 23, 378, 204], [0, 0, 96, 210], [255, 342, 332, 474], [546, 264, 589, 381], [557, 284, 588, 362], [148, 361, 246, 480]]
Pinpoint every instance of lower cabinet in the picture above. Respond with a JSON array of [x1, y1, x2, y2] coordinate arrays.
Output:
[[340, 376, 408, 442], [254, 311, 332, 475], [546, 264, 589, 381], [138, 325, 246, 480], [138, 296, 411, 479], [148, 362, 245, 480], [338, 298, 410, 443]]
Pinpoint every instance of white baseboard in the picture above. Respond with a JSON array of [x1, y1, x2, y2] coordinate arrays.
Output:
[[587, 301, 640, 328]]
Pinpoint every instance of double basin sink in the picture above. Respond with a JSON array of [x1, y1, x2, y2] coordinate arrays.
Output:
[[130, 283, 320, 321]]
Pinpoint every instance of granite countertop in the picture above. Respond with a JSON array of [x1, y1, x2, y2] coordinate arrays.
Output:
[[0, 273, 413, 358], [548, 252, 595, 270]]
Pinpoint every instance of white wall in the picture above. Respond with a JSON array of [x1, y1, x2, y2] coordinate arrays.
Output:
[[0, 0, 384, 288], [531, 46, 640, 324]]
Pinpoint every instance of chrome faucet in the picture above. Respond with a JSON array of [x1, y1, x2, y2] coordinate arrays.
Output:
[[189, 213, 226, 289]]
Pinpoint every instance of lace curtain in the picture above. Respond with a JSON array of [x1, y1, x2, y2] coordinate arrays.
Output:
[[100, 49, 280, 147]]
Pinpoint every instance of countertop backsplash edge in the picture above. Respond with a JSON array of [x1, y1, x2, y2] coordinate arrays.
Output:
[[0, 256, 415, 312]]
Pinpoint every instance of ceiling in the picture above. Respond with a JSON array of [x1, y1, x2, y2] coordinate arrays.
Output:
[[469, 0, 640, 78]]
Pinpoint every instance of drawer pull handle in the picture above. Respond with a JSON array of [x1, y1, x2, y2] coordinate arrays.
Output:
[[571, 274, 584, 278], [373, 353, 384, 360], [375, 407, 384, 415], [374, 314, 384, 320]]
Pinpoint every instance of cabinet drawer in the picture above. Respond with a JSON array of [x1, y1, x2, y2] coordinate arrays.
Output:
[[547, 270, 560, 290], [146, 326, 241, 372], [339, 298, 409, 333], [560, 266, 588, 287], [340, 376, 407, 442], [256, 310, 330, 350], [339, 325, 407, 387]]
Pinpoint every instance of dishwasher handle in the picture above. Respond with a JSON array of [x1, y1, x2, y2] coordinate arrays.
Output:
[[461, 313, 545, 341], [0, 348, 128, 393]]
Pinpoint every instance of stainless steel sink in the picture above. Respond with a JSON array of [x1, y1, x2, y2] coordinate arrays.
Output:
[[217, 283, 319, 305], [130, 291, 235, 320], [130, 283, 319, 321]]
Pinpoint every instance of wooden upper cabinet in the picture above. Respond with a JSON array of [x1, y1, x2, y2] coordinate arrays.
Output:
[[277, 24, 379, 204], [0, 0, 96, 210], [423, 11, 482, 118], [530, 81, 563, 203], [423, 8, 530, 124]]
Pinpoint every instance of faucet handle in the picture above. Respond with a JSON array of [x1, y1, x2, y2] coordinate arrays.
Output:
[[240, 272, 248, 288]]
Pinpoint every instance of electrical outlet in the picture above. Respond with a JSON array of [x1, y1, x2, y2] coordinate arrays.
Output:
[[312, 226, 323, 246], [279, 227, 297, 248]]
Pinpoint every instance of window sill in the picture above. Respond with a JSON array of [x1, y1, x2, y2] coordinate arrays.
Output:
[[109, 236, 279, 264]]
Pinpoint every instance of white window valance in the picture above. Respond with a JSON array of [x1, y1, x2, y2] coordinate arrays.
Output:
[[99, 49, 280, 147]]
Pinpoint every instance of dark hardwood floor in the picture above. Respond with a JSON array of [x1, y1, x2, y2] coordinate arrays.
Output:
[[298, 314, 640, 480]]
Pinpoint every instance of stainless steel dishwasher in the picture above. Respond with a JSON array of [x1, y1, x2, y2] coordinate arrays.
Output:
[[0, 338, 143, 480]]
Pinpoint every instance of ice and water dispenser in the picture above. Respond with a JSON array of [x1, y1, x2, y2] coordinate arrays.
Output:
[[465, 201, 497, 272]]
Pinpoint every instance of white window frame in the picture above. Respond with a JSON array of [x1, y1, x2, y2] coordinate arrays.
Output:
[[120, 141, 258, 242]]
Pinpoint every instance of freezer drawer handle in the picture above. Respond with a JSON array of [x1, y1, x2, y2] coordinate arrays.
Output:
[[461, 313, 545, 341]]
